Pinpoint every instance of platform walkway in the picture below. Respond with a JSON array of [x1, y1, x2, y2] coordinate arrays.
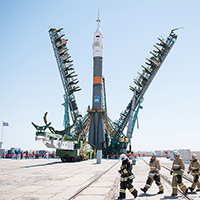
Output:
[[0, 158, 199, 200]]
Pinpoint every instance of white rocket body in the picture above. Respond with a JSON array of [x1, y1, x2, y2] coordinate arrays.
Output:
[[93, 17, 104, 57], [89, 10, 105, 147]]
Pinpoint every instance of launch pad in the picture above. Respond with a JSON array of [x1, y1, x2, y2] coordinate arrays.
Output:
[[32, 11, 181, 160]]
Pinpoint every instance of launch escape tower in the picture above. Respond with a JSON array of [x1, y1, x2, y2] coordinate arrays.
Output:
[[32, 12, 181, 157]]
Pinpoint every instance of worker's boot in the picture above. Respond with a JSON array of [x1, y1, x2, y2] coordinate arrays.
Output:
[[189, 187, 194, 192], [157, 189, 164, 194], [117, 197, 125, 200], [140, 187, 148, 193], [131, 189, 138, 198], [117, 192, 125, 199], [183, 188, 188, 195]]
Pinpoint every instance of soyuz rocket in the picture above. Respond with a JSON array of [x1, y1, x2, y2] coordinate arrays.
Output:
[[88, 11, 105, 148]]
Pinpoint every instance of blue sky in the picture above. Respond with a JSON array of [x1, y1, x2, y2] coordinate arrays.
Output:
[[0, 0, 200, 151]]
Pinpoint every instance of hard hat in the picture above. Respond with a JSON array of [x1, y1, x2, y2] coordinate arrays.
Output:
[[120, 154, 127, 160], [172, 151, 179, 156], [192, 154, 197, 159], [152, 152, 157, 156]]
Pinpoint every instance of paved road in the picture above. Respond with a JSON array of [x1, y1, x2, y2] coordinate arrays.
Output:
[[0, 158, 120, 200], [0, 158, 200, 200]]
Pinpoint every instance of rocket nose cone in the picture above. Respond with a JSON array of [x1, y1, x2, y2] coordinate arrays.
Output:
[[95, 27, 102, 34]]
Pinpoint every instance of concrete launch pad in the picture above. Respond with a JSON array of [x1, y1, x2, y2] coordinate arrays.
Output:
[[0, 158, 199, 200]]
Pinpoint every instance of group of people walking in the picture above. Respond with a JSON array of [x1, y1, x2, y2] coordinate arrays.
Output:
[[117, 151, 200, 199]]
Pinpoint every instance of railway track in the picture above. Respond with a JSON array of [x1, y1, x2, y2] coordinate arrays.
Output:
[[3, 158, 198, 200], [67, 160, 120, 200], [143, 159, 195, 200], [109, 176, 121, 200], [67, 159, 198, 200]]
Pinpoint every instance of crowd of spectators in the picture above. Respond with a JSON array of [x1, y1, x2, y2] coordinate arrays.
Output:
[[0, 148, 56, 159]]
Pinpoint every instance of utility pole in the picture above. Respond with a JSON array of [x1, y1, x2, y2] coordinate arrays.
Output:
[[0, 122, 4, 157], [1, 121, 9, 152]]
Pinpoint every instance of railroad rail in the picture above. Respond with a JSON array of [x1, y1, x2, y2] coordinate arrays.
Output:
[[67, 160, 120, 200], [161, 174, 194, 200], [143, 159, 194, 200], [108, 176, 121, 200]]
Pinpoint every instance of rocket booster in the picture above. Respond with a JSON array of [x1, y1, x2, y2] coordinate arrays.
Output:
[[89, 10, 105, 148]]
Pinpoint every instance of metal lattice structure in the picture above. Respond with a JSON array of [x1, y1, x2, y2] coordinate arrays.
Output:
[[62, 94, 70, 129], [102, 77, 107, 112], [114, 29, 179, 139], [49, 28, 81, 122], [32, 25, 180, 157]]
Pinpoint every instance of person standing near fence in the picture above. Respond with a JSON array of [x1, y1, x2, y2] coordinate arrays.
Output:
[[18, 149, 21, 159], [12, 150, 15, 159], [117, 154, 138, 199], [15, 150, 18, 159]]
